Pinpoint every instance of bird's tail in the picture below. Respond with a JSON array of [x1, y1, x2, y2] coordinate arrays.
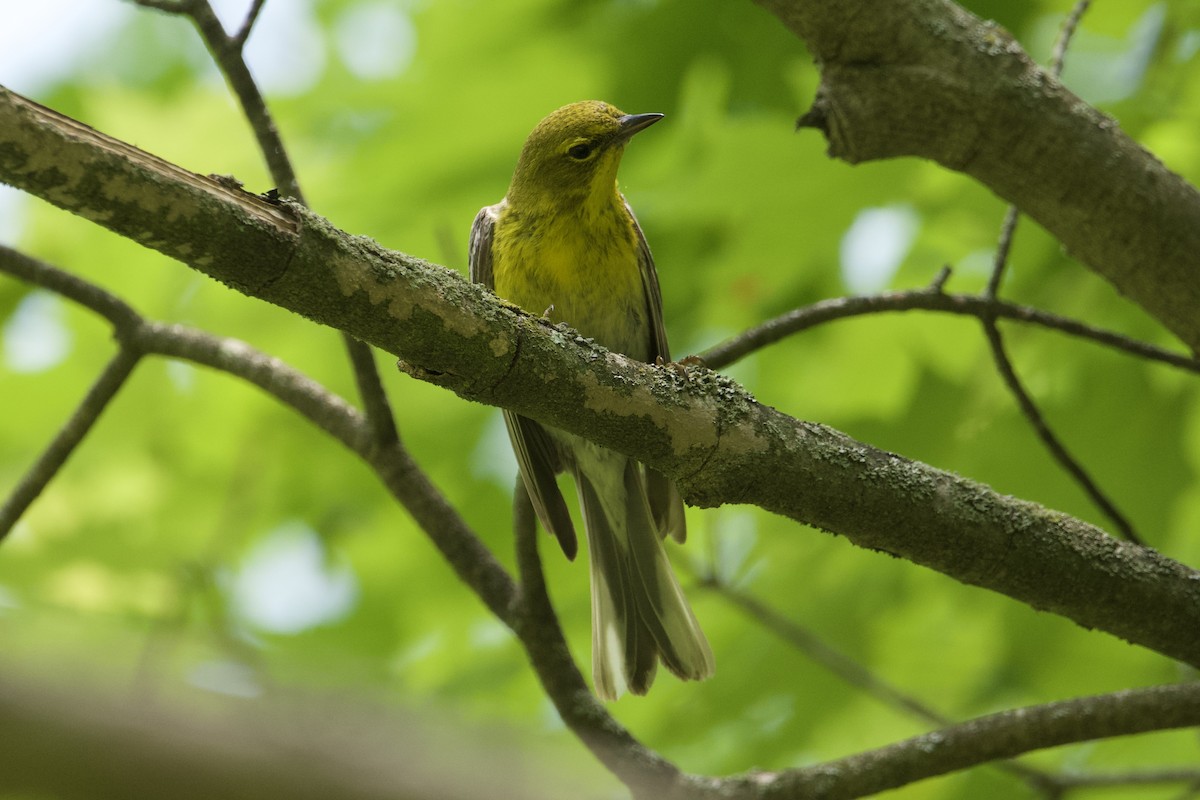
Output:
[[577, 459, 714, 700]]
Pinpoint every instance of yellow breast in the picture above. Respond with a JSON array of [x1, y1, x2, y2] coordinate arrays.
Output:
[[492, 201, 649, 360]]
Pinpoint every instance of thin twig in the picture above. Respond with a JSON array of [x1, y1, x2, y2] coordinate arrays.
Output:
[[0, 246, 141, 330], [702, 573, 1200, 795], [0, 348, 141, 540], [1051, 0, 1091, 79], [981, 322, 1141, 542], [986, 205, 1020, 297], [232, 0, 268, 51], [140, 323, 520, 619], [344, 337, 400, 447], [0, 247, 148, 541], [698, 284, 1200, 374], [700, 575, 950, 725], [1056, 768, 1200, 790], [181, 0, 303, 201]]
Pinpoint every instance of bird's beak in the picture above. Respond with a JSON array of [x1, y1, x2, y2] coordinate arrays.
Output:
[[617, 112, 664, 141]]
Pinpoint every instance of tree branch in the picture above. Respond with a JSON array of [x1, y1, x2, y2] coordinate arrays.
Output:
[[980, 320, 1139, 542], [712, 683, 1200, 800], [698, 277, 1200, 374], [232, 0, 268, 50], [762, 0, 1200, 351], [0, 347, 140, 540], [3, 85, 1199, 669], [699, 577, 954, 728], [169, 0, 303, 202]]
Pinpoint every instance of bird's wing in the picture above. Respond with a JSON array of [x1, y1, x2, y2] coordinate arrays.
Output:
[[625, 199, 688, 543], [625, 199, 671, 364], [468, 203, 499, 289], [469, 201, 578, 560], [503, 412, 577, 560]]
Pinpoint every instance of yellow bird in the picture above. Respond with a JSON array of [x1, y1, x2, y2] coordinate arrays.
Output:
[[469, 101, 714, 699]]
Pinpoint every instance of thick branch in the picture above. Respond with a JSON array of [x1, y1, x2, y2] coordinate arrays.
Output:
[[2, 85, 1200, 669], [757, 0, 1200, 351]]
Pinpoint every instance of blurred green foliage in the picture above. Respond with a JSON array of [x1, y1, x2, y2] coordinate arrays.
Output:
[[1, 0, 1199, 797]]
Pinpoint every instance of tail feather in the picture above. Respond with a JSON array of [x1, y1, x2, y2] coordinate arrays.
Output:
[[645, 466, 687, 543], [579, 475, 653, 699], [576, 458, 713, 699], [621, 462, 714, 681]]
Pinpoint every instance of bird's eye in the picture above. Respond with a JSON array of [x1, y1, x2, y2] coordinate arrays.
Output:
[[567, 143, 593, 160]]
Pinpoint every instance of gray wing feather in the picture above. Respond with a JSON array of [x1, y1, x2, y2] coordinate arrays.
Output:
[[625, 199, 688, 543], [468, 204, 499, 289], [469, 202, 578, 559]]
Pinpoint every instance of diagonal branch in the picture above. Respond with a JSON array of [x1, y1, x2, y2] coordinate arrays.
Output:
[[1050, 0, 1092, 78], [164, 0, 303, 201], [232, 0, 268, 50], [344, 340, 400, 446], [980, 320, 1139, 542], [3, 85, 1200, 670], [0, 348, 140, 541], [700, 577, 953, 728]]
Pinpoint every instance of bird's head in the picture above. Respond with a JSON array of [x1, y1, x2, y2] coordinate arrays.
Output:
[[507, 101, 662, 210]]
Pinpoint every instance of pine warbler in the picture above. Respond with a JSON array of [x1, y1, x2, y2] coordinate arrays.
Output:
[[469, 101, 714, 699]]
